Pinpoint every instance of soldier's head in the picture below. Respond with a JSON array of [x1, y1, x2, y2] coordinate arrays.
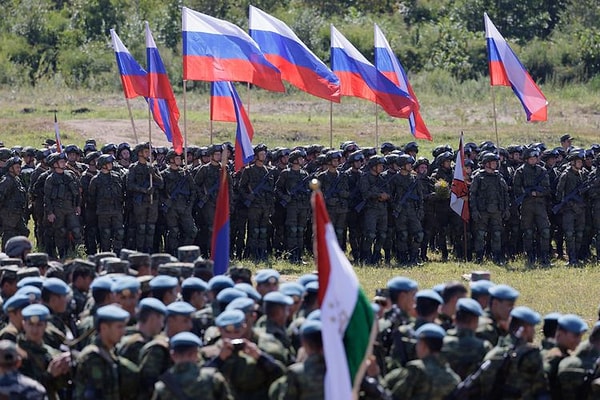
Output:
[[288, 149, 306, 167], [522, 147, 540, 166], [300, 320, 323, 355], [71, 259, 96, 291], [149, 275, 179, 305], [435, 151, 453, 170], [454, 298, 483, 330], [4, 236, 32, 261], [253, 143, 268, 162], [134, 142, 151, 162], [117, 142, 131, 160], [413, 157, 429, 175], [555, 314, 588, 351], [403, 141, 418, 156], [481, 152, 499, 171], [83, 140, 97, 155], [568, 149, 584, 170], [111, 276, 141, 316], [22, 304, 50, 344], [181, 277, 208, 310], [21, 147, 36, 163], [137, 298, 167, 337], [96, 154, 114, 173], [508, 306, 540, 343], [47, 152, 67, 172], [207, 144, 223, 163], [0, 340, 24, 371], [3, 292, 32, 329], [347, 150, 365, 169], [165, 149, 182, 168], [415, 323, 445, 358], [380, 142, 396, 155], [262, 291, 293, 327], [489, 284, 518, 322], [64, 144, 81, 163], [385, 154, 400, 171], [440, 281, 468, 312], [276, 148, 290, 164], [84, 151, 101, 171], [255, 269, 280, 297], [90, 276, 114, 307], [415, 289, 443, 319], [170, 332, 203, 364], [367, 155, 385, 174], [41, 277, 71, 314], [94, 304, 130, 347], [101, 142, 118, 156], [387, 277, 418, 314], [216, 309, 247, 340], [397, 154, 415, 173], [4, 156, 21, 177], [326, 150, 342, 169]]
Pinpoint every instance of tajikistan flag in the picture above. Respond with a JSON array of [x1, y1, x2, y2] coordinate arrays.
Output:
[[312, 183, 375, 400]]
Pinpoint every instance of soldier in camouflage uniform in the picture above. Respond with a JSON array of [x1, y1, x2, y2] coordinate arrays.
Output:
[[127, 143, 164, 253], [117, 298, 167, 364], [19, 147, 37, 190], [384, 323, 460, 400], [358, 156, 390, 264], [80, 151, 100, 255], [0, 156, 29, 247], [29, 149, 51, 249], [513, 147, 552, 266], [63, 144, 86, 178], [152, 332, 233, 400], [316, 150, 349, 246], [588, 158, 600, 263], [556, 150, 587, 266], [275, 149, 310, 264], [470, 153, 511, 264], [476, 284, 518, 347], [344, 150, 366, 262], [0, 292, 30, 341], [430, 151, 454, 261], [239, 144, 275, 262], [0, 339, 47, 399], [159, 150, 198, 255], [380, 154, 401, 264], [41, 278, 73, 351], [44, 152, 82, 258]]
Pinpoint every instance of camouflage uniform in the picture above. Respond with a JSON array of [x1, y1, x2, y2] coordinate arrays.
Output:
[[0, 163, 29, 247], [43, 313, 73, 351], [268, 353, 325, 400], [358, 158, 389, 264], [586, 166, 600, 262], [557, 340, 600, 400], [383, 354, 460, 400], [117, 329, 153, 364], [556, 164, 587, 265], [74, 338, 122, 400], [194, 161, 227, 257], [430, 158, 454, 261], [152, 362, 233, 400], [88, 168, 125, 254], [0, 370, 47, 400], [18, 338, 68, 399], [441, 328, 493, 379], [0, 322, 19, 341], [543, 345, 570, 400], [345, 160, 364, 261], [138, 334, 171, 398], [29, 164, 51, 249], [316, 167, 349, 245]]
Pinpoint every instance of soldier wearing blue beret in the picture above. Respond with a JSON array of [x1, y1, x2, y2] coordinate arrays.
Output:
[[41, 277, 73, 351], [149, 275, 178, 305], [0, 294, 33, 341], [111, 276, 141, 318], [255, 269, 280, 297], [541, 312, 561, 350], [470, 280, 495, 310], [117, 298, 167, 364], [476, 284, 519, 346]]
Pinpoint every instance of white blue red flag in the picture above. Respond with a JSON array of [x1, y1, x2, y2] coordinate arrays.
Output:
[[330, 25, 414, 118], [182, 7, 284, 93], [54, 112, 62, 153], [211, 163, 230, 275], [145, 22, 184, 153], [249, 5, 340, 102], [484, 13, 547, 121], [210, 81, 237, 122], [374, 24, 431, 141], [450, 132, 470, 223], [228, 82, 255, 171], [110, 29, 148, 98]]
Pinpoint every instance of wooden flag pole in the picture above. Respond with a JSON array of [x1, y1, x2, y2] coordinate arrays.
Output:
[[491, 85, 500, 147], [375, 103, 379, 149], [148, 102, 153, 204], [183, 79, 188, 165], [125, 98, 139, 144], [351, 317, 379, 400], [329, 102, 333, 149], [463, 221, 468, 262]]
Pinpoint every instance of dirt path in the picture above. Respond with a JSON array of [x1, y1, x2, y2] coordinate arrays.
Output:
[[65, 119, 172, 146]]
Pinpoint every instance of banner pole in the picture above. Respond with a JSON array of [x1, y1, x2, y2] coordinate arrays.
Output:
[[491, 86, 500, 147], [375, 103, 379, 149], [183, 79, 188, 165], [463, 221, 468, 262], [329, 101, 333, 149], [126, 98, 139, 144], [148, 102, 153, 204]]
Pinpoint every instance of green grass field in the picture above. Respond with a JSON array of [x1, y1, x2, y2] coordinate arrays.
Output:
[[3, 79, 600, 326]]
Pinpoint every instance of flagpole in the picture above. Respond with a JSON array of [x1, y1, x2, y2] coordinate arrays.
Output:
[[148, 102, 153, 204], [463, 221, 468, 263], [491, 86, 500, 147], [183, 79, 188, 164], [375, 103, 379, 149], [125, 98, 139, 144], [351, 318, 379, 400], [329, 102, 333, 149]]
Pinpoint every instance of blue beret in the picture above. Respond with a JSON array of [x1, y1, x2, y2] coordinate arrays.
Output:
[[297, 274, 318, 287], [489, 284, 519, 301], [255, 269, 280, 284], [15, 286, 41, 302], [510, 306, 541, 325], [42, 277, 70, 295], [263, 291, 293, 306], [305, 281, 319, 294], [17, 277, 44, 290], [181, 277, 208, 292], [306, 309, 321, 321], [456, 298, 483, 316], [22, 304, 50, 322], [432, 283, 446, 296], [215, 309, 245, 329], [280, 282, 305, 298], [470, 280, 494, 296], [234, 283, 261, 301], [138, 298, 167, 315], [91, 276, 114, 291], [225, 297, 256, 313], [2, 294, 31, 313], [149, 275, 178, 290], [387, 277, 418, 292], [300, 320, 322, 336], [416, 289, 444, 304], [166, 301, 195, 317], [371, 303, 381, 314], [170, 332, 203, 349], [415, 323, 446, 339], [543, 312, 562, 321], [208, 275, 234, 292], [558, 314, 588, 334], [111, 276, 141, 294], [96, 304, 130, 323], [216, 288, 247, 304]]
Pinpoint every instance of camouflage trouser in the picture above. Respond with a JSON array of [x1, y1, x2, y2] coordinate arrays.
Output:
[[473, 211, 503, 257], [520, 199, 550, 259], [164, 204, 198, 255], [346, 208, 362, 261], [360, 204, 387, 264], [562, 203, 585, 262], [231, 204, 248, 260], [97, 212, 124, 254], [32, 200, 46, 249], [284, 204, 309, 260], [199, 202, 216, 257], [326, 206, 347, 246], [83, 207, 97, 255], [131, 201, 158, 253], [0, 211, 30, 249], [47, 208, 81, 258], [592, 200, 600, 260], [394, 209, 424, 261], [431, 201, 451, 259], [270, 203, 286, 255], [247, 205, 271, 259]]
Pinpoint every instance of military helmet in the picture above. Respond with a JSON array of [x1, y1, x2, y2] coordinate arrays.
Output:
[[198, 147, 209, 158], [464, 142, 480, 153], [64, 144, 81, 155], [288, 149, 306, 163], [532, 142, 546, 152], [222, 142, 234, 153], [585, 149, 594, 159], [46, 152, 67, 167], [186, 145, 200, 157], [506, 145, 523, 154], [464, 159, 475, 168], [276, 148, 291, 159], [341, 141, 358, 153], [413, 156, 430, 169], [481, 152, 500, 164], [96, 154, 115, 168], [35, 149, 51, 161], [207, 144, 223, 155], [348, 150, 365, 163], [361, 147, 377, 158], [307, 144, 323, 155], [432, 145, 452, 158], [5, 156, 22, 169], [435, 151, 454, 164], [385, 154, 400, 166], [522, 147, 540, 160], [480, 142, 497, 153], [541, 149, 559, 162], [591, 144, 600, 155], [367, 155, 386, 169], [568, 149, 585, 162], [83, 142, 97, 153], [325, 150, 341, 162], [165, 149, 181, 162], [0, 148, 14, 161], [253, 143, 268, 155], [133, 142, 151, 155], [397, 154, 415, 167], [403, 141, 419, 153], [102, 143, 118, 154], [84, 151, 102, 164], [22, 147, 36, 157], [380, 142, 396, 154], [314, 154, 327, 166]]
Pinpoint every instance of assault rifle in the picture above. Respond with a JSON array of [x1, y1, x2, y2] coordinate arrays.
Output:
[[280, 173, 314, 207], [552, 173, 599, 214], [514, 170, 548, 206], [354, 175, 393, 213], [243, 169, 274, 207], [392, 179, 419, 217], [196, 179, 220, 209], [444, 360, 491, 400], [161, 171, 191, 213]]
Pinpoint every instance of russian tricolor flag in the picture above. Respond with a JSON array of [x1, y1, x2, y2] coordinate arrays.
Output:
[[330, 25, 415, 119], [228, 82, 255, 172], [211, 163, 230, 276], [182, 7, 285, 93], [249, 5, 340, 102], [145, 22, 184, 153], [110, 29, 148, 98], [374, 24, 432, 141], [484, 13, 547, 121], [210, 81, 237, 122]]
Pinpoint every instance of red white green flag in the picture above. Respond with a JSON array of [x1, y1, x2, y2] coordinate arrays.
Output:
[[312, 184, 375, 399]]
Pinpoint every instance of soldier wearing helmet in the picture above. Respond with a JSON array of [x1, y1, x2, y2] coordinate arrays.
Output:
[[80, 151, 101, 254], [344, 150, 365, 261], [43, 152, 82, 258], [117, 142, 132, 169], [271, 148, 292, 255], [64, 144, 87, 178], [470, 152, 510, 265], [429, 150, 455, 262], [358, 156, 390, 264], [88, 154, 126, 254], [414, 157, 435, 262], [316, 150, 349, 247], [0, 156, 29, 248], [513, 147, 552, 266], [159, 150, 198, 255], [28, 150, 52, 249]]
